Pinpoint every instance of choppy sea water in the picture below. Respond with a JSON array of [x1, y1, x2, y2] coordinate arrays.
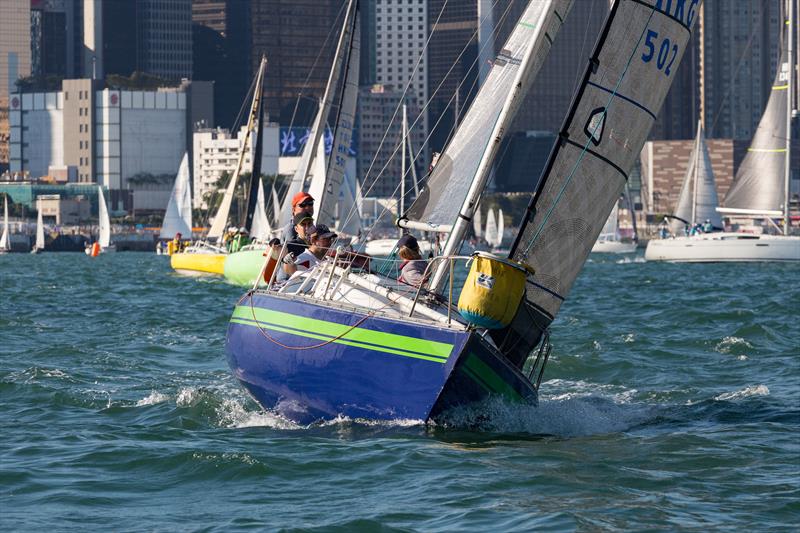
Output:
[[1, 252, 798, 531]]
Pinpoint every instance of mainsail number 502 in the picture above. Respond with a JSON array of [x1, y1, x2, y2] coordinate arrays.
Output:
[[641, 29, 678, 76]]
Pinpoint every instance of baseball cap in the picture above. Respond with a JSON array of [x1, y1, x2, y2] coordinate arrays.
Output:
[[313, 224, 337, 240], [397, 233, 418, 250], [292, 192, 314, 208], [293, 212, 315, 226]]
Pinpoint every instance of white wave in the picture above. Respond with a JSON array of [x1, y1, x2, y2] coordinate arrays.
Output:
[[616, 256, 645, 264], [622, 333, 635, 343], [176, 387, 200, 406], [136, 391, 169, 406], [715, 385, 770, 401], [216, 397, 300, 430], [714, 336, 753, 354]]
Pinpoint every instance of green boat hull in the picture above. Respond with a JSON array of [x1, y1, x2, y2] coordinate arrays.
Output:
[[223, 248, 268, 287]]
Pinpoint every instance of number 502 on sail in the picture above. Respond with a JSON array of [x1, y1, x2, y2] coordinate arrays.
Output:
[[641, 29, 678, 76]]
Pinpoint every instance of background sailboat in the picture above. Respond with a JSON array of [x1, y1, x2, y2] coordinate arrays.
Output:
[[85, 186, 116, 255], [31, 208, 44, 254], [592, 200, 636, 253], [159, 153, 193, 242], [647, 5, 799, 262], [0, 196, 10, 254]]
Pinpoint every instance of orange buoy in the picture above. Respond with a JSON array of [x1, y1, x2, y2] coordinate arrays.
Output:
[[91, 242, 101, 257]]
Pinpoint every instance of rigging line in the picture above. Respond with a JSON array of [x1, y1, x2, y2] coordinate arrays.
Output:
[[708, 0, 766, 137], [280, 0, 349, 156], [524, 5, 657, 254], [573, 0, 596, 94], [346, 0, 514, 239]]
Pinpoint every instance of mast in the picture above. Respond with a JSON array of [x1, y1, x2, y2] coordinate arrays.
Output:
[[427, 1, 572, 294], [399, 103, 407, 237], [242, 80, 266, 231], [691, 120, 700, 226], [785, 0, 793, 235], [208, 56, 267, 240]]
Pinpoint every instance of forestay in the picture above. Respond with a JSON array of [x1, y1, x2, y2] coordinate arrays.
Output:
[[317, 6, 360, 227], [670, 121, 721, 234], [403, 0, 573, 232], [722, 45, 788, 214], [506, 0, 701, 349]]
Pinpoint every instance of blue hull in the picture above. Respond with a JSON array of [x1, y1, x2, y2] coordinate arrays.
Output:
[[225, 292, 537, 424]]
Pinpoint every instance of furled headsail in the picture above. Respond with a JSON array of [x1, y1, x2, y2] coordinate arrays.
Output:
[[500, 0, 702, 366], [401, 0, 574, 234], [317, 2, 361, 228]]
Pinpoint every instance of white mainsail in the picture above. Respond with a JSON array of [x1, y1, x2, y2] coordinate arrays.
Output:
[[160, 153, 193, 239], [503, 0, 700, 364], [0, 195, 9, 252], [721, 32, 790, 217], [496, 208, 505, 248], [35, 206, 45, 251], [599, 203, 620, 240], [670, 121, 721, 234], [249, 178, 272, 242], [97, 186, 111, 248], [484, 209, 497, 248], [402, 0, 573, 235], [305, 132, 329, 213], [473, 203, 483, 239]]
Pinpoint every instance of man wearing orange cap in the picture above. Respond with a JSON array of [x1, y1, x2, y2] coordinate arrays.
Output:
[[281, 192, 315, 241]]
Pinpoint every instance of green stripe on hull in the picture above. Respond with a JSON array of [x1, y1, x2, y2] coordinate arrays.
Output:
[[463, 352, 525, 402], [231, 306, 454, 363]]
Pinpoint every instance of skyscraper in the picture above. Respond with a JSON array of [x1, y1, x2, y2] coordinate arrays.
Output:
[[249, 0, 342, 125], [700, 0, 782, 140]]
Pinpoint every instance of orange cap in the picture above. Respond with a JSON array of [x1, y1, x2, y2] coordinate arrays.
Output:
[[292, 192, 314, 208]]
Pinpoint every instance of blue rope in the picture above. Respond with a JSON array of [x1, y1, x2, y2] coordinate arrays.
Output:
[[524, 6, 657, 255]]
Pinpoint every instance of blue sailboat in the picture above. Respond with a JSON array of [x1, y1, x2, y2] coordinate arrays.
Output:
[[225, 0, 701, 424]]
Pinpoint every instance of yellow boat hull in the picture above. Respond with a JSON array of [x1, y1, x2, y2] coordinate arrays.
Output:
[[170, 252, 227, 276]]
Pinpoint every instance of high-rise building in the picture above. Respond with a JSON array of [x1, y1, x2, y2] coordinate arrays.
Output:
[[357, 84, 424, 199], [192, 0, 250, 127], [426, 0, 478, 155], [700, 0, 782, 140], [249, 0, 342, 125], [492, 0, 609, 135], [136, 0, 193, 80]]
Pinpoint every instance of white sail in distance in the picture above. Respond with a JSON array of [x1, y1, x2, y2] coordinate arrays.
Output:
[[496, 208, 505, 248], [506, 0, 701, 354], [35, 208, 44, 250], [0, 195, 9, 251], [473, 203, 483, 238], [599, 202, 619, 239], [98, 186, 111, 248], [670, 121, 721, 234], [484, 209, 497, 248], [160, 153, 193, 239], [249, 178, 272, 241], [723, 38, 790, 215]]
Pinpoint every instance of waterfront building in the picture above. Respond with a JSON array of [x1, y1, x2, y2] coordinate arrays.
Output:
[[374, 0, 429, 167], [426, 0, 479, 155], [192, 125, 280, 209], [9, 79, 213, 213]]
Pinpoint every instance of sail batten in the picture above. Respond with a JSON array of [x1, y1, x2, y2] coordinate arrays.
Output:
[[499, 0, 701, 365]]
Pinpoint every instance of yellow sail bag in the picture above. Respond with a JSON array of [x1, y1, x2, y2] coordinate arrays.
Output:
[[457, 253, 529, 329]]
